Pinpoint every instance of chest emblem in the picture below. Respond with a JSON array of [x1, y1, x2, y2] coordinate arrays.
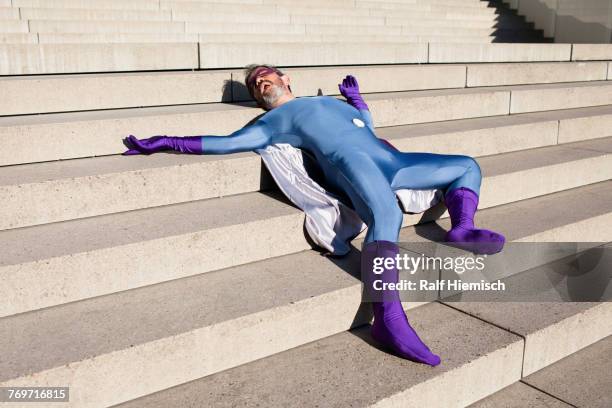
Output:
[[352, 118, 365, 128]]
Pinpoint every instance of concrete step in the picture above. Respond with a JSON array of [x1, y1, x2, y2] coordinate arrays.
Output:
[[467, 61, 610, 87], [470, 334, 612, 407], [27, 25, 514, 46], [112, 302, 521, 407], [275, 5, 379, 16], [572, 43, 612, 61], [286, 0, 492, 11], [28, 20, 187, 34], [0, 43, 199, 75], [1, 140, 610, 315], [355, 0, 497, 14], [400, 26, 502, 36], [174, 10, 293, 24], [361, 81, 612, 126], [116, 285, 611, 407], [304, 24, 496, 36], [0, 190, 310, 318], [365, 0, 490, 5], [408, 17, 521, 29], [278, 13, 515, 30], [2, 81, 612, 165], [263, 0, 356, 7], [386, 15, 512, 28], [198, 23, 500, 36], [0, 7, 19, 19], [477, 137, 612, 210], [371, 8, 498, 20], [0, 42, 426, 74], [367, 0, 491, 7], [506, 80, 612, 113], [345, 9, 499, 20], [37, 32, 200, 43], [0, 42, 592, 75], [278, 3, 378, 17], [7, 1, 501, 15], [520, 335, 612, 407], [0, 20, 28, 33], [380, 105, 612, 154], [444, 299, 612, 378], [209, 33, 515, 44], [1, 181, 610, 407], [410, 0, 488, 3], [160, 1, 347, 14], [206, 23, 399, 35], [289, 14, 386, 26], [200, 42, 573, 69], [4, 62, 609, 116], [430, 42, 572, 62], [0, 33, 37, 43], [0, 70, 238, 115], [33, 20, 484, 36], [395, 0, 491, 5], [19, 7, 173, 21], [0, 32, 567, 45], [469, 381, 574, 407], [13, 0, 161, 10], [27, 32, 484, 44]]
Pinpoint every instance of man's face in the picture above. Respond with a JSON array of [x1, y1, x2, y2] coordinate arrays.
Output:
[[251, 71, 290, 110]]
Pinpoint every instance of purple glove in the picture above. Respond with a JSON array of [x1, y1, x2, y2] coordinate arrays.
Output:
[[123, 135, 203, 155], [338, 74, 369, 111]]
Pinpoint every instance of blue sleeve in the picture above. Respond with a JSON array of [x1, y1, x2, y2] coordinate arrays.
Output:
[[359, 109, 375, 133], [199, 121, 272, 154]]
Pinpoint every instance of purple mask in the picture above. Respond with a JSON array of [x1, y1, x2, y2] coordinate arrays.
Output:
[[246, 66, 283, 95]]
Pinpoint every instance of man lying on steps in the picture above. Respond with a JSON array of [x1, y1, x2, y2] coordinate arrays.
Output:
[[123, 64, 506, 366]]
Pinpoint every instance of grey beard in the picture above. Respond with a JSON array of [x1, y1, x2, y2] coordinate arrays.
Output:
[[261, 84, 285, 109]]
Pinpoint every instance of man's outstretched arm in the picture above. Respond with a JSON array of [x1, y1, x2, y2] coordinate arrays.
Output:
[[123, 121, 272, 155]]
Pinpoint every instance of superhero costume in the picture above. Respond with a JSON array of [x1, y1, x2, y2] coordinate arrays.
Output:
[[123, 75, 506, 366]]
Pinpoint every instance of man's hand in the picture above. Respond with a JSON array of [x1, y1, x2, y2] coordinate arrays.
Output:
[[123, 135, 170, 155], [338, 74, 361, 99], [123, 134, 203, 155], [338, 75, 368, 111]]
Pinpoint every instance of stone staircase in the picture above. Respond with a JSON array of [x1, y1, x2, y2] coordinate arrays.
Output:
[[0, 0, 557, 74], [0, 0, 549, 45], [487, 0, 551, 43], [470, 335, 612, 408], [1, 0, 612, 407]]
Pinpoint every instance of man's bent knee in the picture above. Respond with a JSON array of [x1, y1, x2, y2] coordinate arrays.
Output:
[[458, 155, 481, 177], [370, 205, 403, 239]]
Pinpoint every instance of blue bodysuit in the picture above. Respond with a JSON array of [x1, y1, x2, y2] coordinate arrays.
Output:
[[200, 96, 482, 244]]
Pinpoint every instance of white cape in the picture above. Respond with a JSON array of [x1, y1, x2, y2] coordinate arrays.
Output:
[[257, 143, 442, 255]]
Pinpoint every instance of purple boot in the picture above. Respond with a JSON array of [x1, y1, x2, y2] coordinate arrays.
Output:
[[362, 240, 441, 366], [444, 187, 505, 255]]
